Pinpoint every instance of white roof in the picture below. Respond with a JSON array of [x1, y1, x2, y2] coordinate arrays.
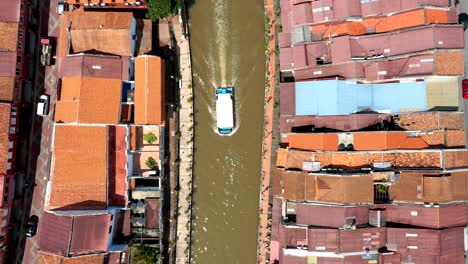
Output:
[[216, 93, 234, 129]]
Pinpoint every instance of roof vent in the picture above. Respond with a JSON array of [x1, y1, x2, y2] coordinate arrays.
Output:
[[99, 24, 103, 28]]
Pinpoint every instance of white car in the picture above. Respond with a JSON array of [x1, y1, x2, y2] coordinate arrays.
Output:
[[57, 1, 66, 15], [37, 95, 49, 116]]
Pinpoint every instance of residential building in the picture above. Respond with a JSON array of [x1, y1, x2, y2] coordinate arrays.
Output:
[[64, 0, 147, 9]]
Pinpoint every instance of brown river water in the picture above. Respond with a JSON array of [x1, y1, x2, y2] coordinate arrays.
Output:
[[189, 0, 266, 263]]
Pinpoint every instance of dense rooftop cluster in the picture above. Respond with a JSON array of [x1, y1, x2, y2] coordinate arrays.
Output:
[[34, 9, 166, 264], [271, 0, 467, 263]]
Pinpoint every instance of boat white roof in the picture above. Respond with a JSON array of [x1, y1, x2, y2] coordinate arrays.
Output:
[[216, 93, 234, 129]]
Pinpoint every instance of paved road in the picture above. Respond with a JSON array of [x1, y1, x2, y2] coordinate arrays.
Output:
[[457, 1, 468, 145], [20, 0, 60, 263]]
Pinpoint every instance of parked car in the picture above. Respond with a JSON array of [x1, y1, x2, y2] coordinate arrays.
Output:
[[463, 79, 468, 100], [459, 13, 468, 31], [57, 1, 66, 15], [26, 215, 38, 237], [40, 37, 55, 66], [37, 95, 49, 116]]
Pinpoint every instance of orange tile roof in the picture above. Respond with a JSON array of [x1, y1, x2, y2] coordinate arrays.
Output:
[[310, 7, 456, 41], [396, 111, 464, 130], [49, 125, 108, 210], [287, 134, 338, 151], [37, 252, 105, 264], [0, 22, 19, 51], [287, 130, 463, 151], [69, 12, 134, 56], [0, 104, 10, 175], [0, 77, 15, 101], [277, 148, 468, 171], [390, 170, 468, 203], [134, 56, 165, 125], [278, 170, 373, 204], [55, 77, 121, 124]]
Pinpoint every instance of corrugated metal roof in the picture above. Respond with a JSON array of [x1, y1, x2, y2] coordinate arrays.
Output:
[[278, 170, 374, 203], [295, 203, 369, 228], [59, 54, 124, 80], [37, 212, 73, 256], [134, 56, 165, 125], [385, 203, 468, 229], [145, 198, 160, 229], [70, 214, 111, 255], [0, 0, 21, 23], [295, 80, 428, 115], [390, 170, 468, 203]]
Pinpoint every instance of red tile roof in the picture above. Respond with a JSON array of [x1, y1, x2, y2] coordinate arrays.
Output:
[[107, 126, 128, 207], [50, 125, 108, 210], [55, 77, 122, 124], [38, 212, 111, 257], [134, 56, 165, 125]]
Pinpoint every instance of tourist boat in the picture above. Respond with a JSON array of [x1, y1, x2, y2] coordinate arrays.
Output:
[[215, 87, 235, 135]]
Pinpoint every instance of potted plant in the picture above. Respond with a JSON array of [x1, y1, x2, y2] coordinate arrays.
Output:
[[145, 157, 157, 170], [143, 132, 157, 144]]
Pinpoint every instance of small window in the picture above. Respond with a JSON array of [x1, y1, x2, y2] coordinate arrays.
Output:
[[15, 68, 20, 76], [18, 29, 23, 38], [4, 187, 8, 194], [5, 178, 9, 184], [3, 196, 7, 203], [17, 42, 22, 49], [17, 56, 21, 63], [108, 225, 112, 233]]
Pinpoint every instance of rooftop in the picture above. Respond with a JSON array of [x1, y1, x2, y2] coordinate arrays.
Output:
[[57, 12, 151, 58], [134, 55, 165, 125], [55, 77, 122, 124], [0, 22, 19, 52], [37, 212, 111, 257], [0, 104, 11, 175], [276, 148, 468, 171], [59, 54, 127, 80], [390, 170, 468, 203], [49, 125, 108, 210], [276, 170, 374, 204], [0, 0, 21, 23]]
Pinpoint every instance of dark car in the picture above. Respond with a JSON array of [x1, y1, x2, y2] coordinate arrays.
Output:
[[26, 215, 38, 237], [459, 13, 468, 31]]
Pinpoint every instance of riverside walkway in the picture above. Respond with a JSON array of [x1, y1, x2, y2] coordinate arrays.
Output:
[[257, 0, 277, 262], [173, 13, 194, 264]]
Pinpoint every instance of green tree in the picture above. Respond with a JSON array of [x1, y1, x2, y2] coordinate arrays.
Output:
[[131, 246, 160, 264], [147, 0, 182, 21]]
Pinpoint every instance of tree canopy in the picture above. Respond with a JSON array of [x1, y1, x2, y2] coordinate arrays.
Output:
[[147, 0, 182, 21]]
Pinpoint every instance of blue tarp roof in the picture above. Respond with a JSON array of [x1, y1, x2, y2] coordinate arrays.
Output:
[[295, 80, 427, 116]]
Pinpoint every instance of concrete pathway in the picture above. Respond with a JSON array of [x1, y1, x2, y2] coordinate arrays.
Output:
[[173, 14, 194, 264], [257, 0, 277, 263]]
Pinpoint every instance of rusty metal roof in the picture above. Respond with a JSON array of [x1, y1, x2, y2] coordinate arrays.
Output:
[[145, 198, 160, 229]]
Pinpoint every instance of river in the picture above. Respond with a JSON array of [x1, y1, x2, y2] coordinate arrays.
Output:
[[189, 0, 266, 263]]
